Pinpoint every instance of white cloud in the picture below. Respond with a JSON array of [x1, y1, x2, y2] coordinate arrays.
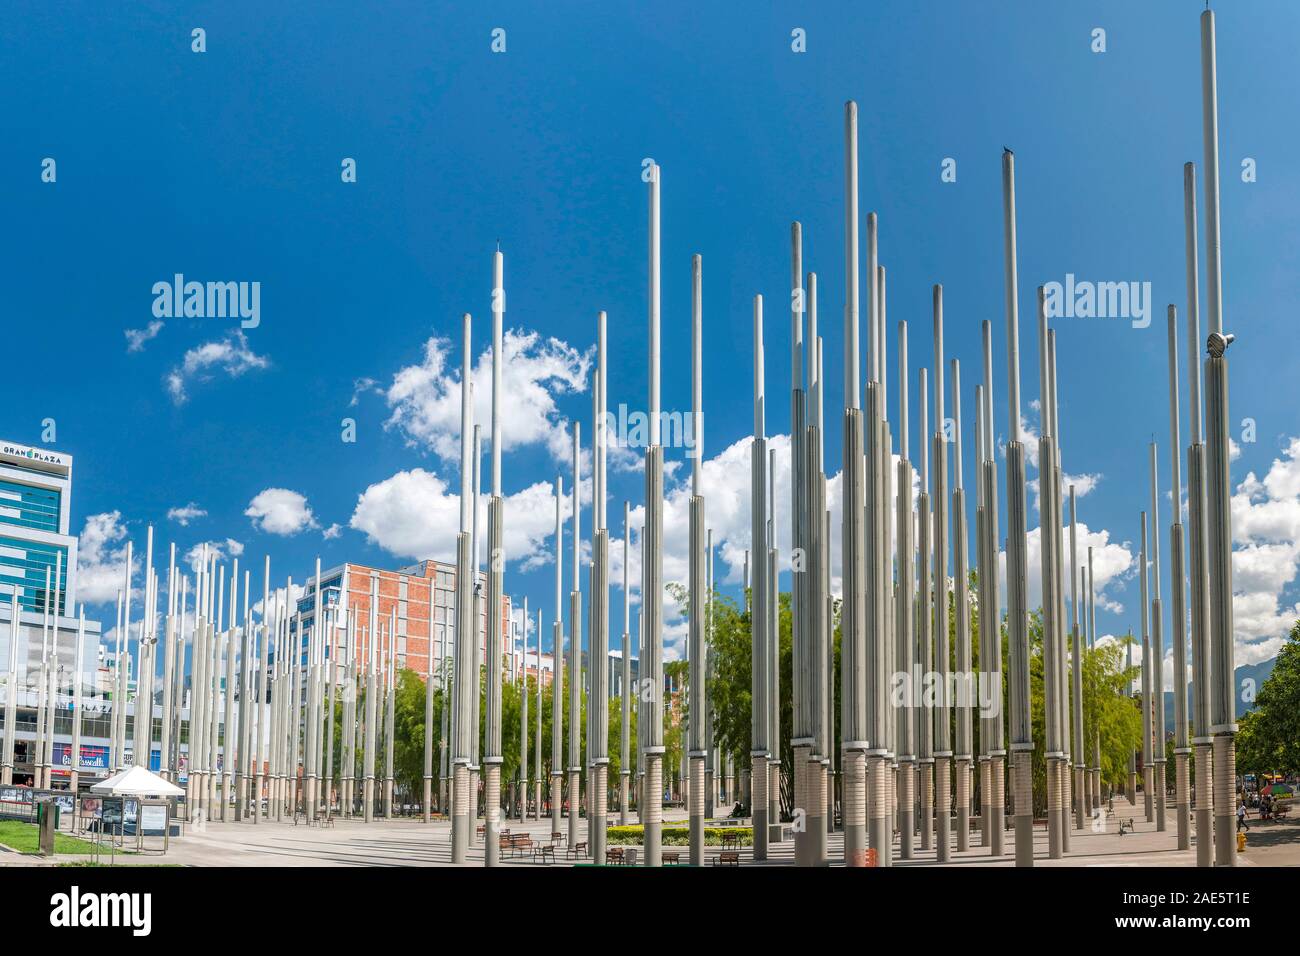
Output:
[[1227, 436, 1300, 664], [166, 331, 269, 404], [322, 523, 342, 540], [75, 511, 137, 605], [998, 520, 1134, 619], [183, 538, 245, 572], [385, 328, 592, 468], [245, 488, 318, 536], [349, 468, 575, 571], [125, 320, 164, 353], [166, 502, 207, 527]]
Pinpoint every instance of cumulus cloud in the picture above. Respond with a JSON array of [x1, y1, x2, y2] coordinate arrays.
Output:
[[125, 320, 164, 353], [245, 488, 318, 536], [75, 512, 137, 605], [349, 467, 576, 571], [1228, 436, 1300, 664], [166, 331, 269, 404], [166, 502, 207, 527], [385, 328, 592, 468], [183, 538, 244, 571]]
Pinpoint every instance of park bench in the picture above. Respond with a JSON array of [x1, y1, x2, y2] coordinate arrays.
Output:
[[1118, 817, 1135, 836], [713, 851, 740, 866], [662, 851, 682, 865], [476, 824, 487, 838], [533, 842, 555, 863], [567, 841, 588, 860], [501, 833, 532, 857], [605, 846, 626, 865], [721, 832, 740, 849]]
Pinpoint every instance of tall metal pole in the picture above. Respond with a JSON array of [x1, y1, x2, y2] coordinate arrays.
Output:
[[1140, 512, 1154, 824], [840, 100, 868, 867], [932, 285, 952, 864], [1200, 6, 1238, 868], [589, 310, 611, 863], [1184, 160, 1214, 867], [688, 255, 708, 865], [951, 357, 973, 853], [896, 320, 915, 860], [567, 423, 582, 852], [1149, 443, 1167, 833], [1001, 148, 1034, 866], [451, 311, 475, 861], [642, 162, 666, 867], [1167, 305, 1192, 851], [620, 502, 632, 826], [750, 291, 771, 863], [484, 249, 506, 865], [917, 367, 934, 853], [551, 475, 564, 839], [1069, 488, 1085, 831], [1037, 289, 1064, 860]]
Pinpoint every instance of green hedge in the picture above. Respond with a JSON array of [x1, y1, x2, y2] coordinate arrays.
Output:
[[605, 825, 752, 847]]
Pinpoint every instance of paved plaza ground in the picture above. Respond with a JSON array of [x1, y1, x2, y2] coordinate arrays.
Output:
[[4, 795, 1296, 867]]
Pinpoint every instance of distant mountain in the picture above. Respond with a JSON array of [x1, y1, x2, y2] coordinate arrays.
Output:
[[1161, 657, 1277, 731]]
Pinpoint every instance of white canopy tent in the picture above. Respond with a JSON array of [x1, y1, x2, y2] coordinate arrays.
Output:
[[90, 765, 185, 798]]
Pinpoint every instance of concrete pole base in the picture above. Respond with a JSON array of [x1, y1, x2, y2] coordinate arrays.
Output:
[[1143, 768, 1155, 823], [591, 765, 608, 862], [919, 761, 934, 851], [1195, 742, 1213, 866], [935, 757, 951, 863], [792, 747, 811, 867], [452, 764, 470, 864], [689, 755, 706, 866], [1213, 734, 1236, 867], [363, 778, 375, 823], [751, 754, 769, 862], [484, 764, 501, 867], [1175, 753, 1190, 850], [1155, 764, 1167, 831], [898, 760, 914, 859], [567, 770, 581, 849], [990, 756, 1005, 857], [423, 778, 432, 823], [956, 759, 970, 853], [619, 772, 630, 826], [644, 754, 663, 867], [1013, 751, 1033, 867], [550, 775, 562, 838], [842, 750, 866, 866]]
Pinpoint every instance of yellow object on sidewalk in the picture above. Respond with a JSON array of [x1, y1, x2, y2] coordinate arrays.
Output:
[[1237, 830, 1247, 852]]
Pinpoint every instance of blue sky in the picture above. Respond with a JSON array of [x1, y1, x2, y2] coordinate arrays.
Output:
[[4, 1, 1298, 672]]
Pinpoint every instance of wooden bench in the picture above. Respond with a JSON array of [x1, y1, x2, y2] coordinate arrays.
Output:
[[476, 824, 487, 838], [566, 841, 588, 860], [605, 846, 626, 865], [533, 842, 555, 863], [502, 833, 533, 858], [662, 851, 681, 865], [550, 832, 564, 845], [721, 832, 740, 849], [713, 851, 740, 866], [1118, 817, 1135, 836]]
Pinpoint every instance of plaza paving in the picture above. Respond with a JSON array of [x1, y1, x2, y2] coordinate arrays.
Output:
[[5, 795, 1296, 866]]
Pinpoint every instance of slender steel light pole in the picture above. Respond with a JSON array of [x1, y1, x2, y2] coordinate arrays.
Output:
[[1069, 488, 1085, 831], [70, 605, 84, 791], [1149, 442, 1168, 834], [812, 292, 832, 862], [896, 320, 915, 859], [840, 100, 868, 867], [641, 162, 666, 867], [1001, 148, 1034, 867], [1088, 551, 1102, 809], [620, 502, 632, 825], [1184, 161, 1213, 867], [1166, 305, 1192, 851], [932, 285, 952, 864], [789, 222, 815, 868], [223, 561, 239, 819], [484, 249, 506, 865], [451, 311, 475, 862], [384, 606, 397, 818], [590, 311, 611, 863], [551, 474, 564, 839], [567, 423, 582, 851], [534, 606, 543, 821], [687, 254, 709, 865], [750, 290, 771, 863], [1140, 512, 1154, 823], [1037, 289, 1064, 860], [951, 356, 974, 853], [981, 317, 1005, 856], [917, 367, 934, 853], [1049, 332, 1071, 855], [512, 598, 522, 822], [1200, 6, 1238, 868]]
